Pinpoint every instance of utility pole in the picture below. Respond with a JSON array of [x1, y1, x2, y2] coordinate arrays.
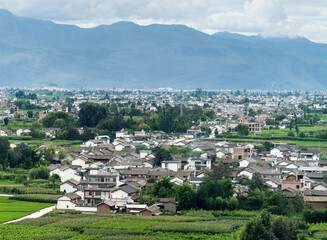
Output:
[[180, 90, 183, 117]]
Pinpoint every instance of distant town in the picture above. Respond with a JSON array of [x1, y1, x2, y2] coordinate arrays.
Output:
[[1, 87, 327, 239]]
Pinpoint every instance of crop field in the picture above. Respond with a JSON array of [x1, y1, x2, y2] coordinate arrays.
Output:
[[5, 213, 249, 239], [0, 184, 59, 195], [0, 196, 53, 224], [9, 194, 61, 203], [308, 223, 327, 240]]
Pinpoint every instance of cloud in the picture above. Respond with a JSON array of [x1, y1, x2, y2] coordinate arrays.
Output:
[[209, 0, 298, 38], [0, 0, 327, 42]]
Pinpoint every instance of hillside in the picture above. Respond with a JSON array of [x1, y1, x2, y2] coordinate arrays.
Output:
[[0, 9, 327, 89]]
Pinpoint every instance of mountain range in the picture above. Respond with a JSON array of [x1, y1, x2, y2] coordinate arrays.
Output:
[[1, 9, 327, 90]]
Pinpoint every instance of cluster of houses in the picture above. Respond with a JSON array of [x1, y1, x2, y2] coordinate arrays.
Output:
[[48, 129, 327, 215]]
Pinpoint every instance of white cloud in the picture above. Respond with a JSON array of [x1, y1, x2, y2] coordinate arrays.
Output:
[[0, 0, 327, 42], [209, 0, 298, 38]]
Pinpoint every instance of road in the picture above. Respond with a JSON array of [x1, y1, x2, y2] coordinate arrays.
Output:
[[2, 206, 56, 224]]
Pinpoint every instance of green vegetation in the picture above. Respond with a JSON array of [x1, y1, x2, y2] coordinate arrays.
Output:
[[7, 213, 248, 239], [3, 211, 323, 239], [0, 196, 53, 224], [9, 194, 60, 203]]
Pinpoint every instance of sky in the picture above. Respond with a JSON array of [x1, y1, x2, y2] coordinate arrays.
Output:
[[0, 0, 327, 43]]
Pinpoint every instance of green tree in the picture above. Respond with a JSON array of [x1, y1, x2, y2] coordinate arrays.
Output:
[[247, 188, 266, 210], [295, 125, 299, 136], [0, 137, 10, 167], [42, 144, 56, 163], [9, 143, 40, 169], [79, 102, 108, 127], [27, 110, 34, 118], [271, 217, 298, 240], [29, 166, 50, 180], [151, 177, 175, 198], [203, 163, 231, 181], [235, 123, 249, 135], [3, 117, 9, 125], [175, 184, 196, 210], [81, 127, 95, 142], [43, 111, 75, 128], [240, 211, 275, 240], [249, 172, 264, 191], [58, 147, 67, 160], [15, 90, 26, 99], [53, 119, 66, 129], [267, 191, 287, 215], [153, 147, 172, 167], [49, 174, 61, 189], [196, 179, 234, 210]]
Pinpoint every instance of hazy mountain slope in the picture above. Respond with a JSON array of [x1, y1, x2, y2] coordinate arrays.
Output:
[[0, 9, 327, 89]]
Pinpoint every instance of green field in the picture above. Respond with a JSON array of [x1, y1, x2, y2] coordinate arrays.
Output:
[[0, 213, 248, 239], [0, 181, 18, 185], [0, 210, 323, 239], [0, 196, 53, 224], [7, 139, 82, 148]]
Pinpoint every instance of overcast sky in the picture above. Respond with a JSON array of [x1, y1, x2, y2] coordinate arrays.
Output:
[[1, 0, 327, 43]]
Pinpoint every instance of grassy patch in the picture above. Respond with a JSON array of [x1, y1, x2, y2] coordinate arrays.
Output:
[[0, 181, 17, 185], [0, 196, 53, 223]]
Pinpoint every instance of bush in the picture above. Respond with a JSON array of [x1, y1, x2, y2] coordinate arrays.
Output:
[[303, 209, 327, 223], [299, 132, 306, 138], [287, 131, 295, 137], [29, 167, 50, 180]]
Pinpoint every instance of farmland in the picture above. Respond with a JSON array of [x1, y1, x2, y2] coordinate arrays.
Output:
[[3, 213, 249, 239], [0, 196, 53, 224], [1, 211, 324, 239]]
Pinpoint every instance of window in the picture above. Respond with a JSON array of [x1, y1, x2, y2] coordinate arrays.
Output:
[[95, 192, 101, 196], [296, 185, 299, 189]]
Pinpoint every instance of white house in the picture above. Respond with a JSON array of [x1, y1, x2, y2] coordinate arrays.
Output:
[[216, 151, 225, 159], [238, 169, 254, 179], [140, 150, 151, 159], [239, 158, 257, 168], [71, 157, 87, 167], [170, 177, 184, 185], [161, 160, 182, 172], [51, 166, 81, 183], [111, 186, 138, 203], [270, 148, 284, 158], [16, 128, 31, 136], [95, 135, 110, 144], [60, 179, 79, 193], [312, 182, 327, 191], [57, 195, 76, 211], [116, 129, 129, 138]]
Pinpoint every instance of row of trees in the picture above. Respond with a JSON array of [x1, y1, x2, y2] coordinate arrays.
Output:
[[41, 102, 215, 141], [0, 137, 62, 169], [78, 102, 215, 134]]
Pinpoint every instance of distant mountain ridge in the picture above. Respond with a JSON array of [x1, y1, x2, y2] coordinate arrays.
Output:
[[0, 9, 327, 89]]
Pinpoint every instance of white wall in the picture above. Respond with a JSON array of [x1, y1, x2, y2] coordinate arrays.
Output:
[[57, 200, 76, 210], [60, 183, 77, 193], [111, 190, 128, 199]]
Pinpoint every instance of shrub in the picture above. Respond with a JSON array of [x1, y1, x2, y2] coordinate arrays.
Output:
[[303, 209, 327, 223], [287, 131, 295, 137]]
